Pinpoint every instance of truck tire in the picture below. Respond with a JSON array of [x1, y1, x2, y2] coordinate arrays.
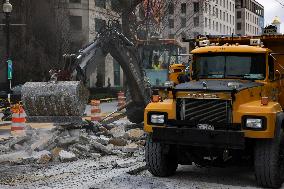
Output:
[[254, 130, 284, 188], [145, 136, 178, 177]]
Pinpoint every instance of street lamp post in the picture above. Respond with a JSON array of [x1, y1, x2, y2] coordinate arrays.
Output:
[[3, 0, 12, 93]]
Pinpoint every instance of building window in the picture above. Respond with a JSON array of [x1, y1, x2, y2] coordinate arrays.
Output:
[[169, 19, 174, 28], [181, 3, 186, 14], [226, 13, 228, 22], [95, 18, 106, 32], [220, 10, 222, 19], [194, 2, 199, 13], [216, 8, 219, 17], [209, 18, 211, 29], [181, 17, 186, 28], [70, 0, 81, 3], [205, 2, 208, 13], [237, 11, 241, 19], [205, 17, 208, 28], [113, 60, 121, 86], [213, 20, 215, 30], [194, 17, 199, 27], [95, 0, 106, 9], [216, 22, 218, 31], [226, 0, 228, 9], [169, 3, 174, 14], [70, 16, 82, 31], [237, 22, 242, 30], [230, 15, 232, 24]]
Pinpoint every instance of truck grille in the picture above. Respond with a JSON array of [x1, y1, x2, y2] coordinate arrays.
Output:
[[179, 99, 231, 124]]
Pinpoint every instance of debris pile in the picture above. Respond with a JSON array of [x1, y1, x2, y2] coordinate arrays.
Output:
[[0, 120, 146, 165]]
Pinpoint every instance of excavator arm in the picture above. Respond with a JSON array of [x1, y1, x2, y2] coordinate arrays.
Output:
[[21, 21, 151, 123]]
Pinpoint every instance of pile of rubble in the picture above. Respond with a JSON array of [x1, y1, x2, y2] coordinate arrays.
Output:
[[0, 120, 146, 165]]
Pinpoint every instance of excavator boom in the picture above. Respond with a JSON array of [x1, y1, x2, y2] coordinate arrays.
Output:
[[21, 21, 151, 123]]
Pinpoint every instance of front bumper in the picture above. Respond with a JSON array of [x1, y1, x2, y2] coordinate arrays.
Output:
[[152, 127, 245, 149]]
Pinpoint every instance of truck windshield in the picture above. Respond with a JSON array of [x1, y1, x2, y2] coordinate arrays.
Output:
[[193, 53, 266, 80]]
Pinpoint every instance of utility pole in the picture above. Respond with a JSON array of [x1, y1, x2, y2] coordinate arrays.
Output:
[[2, 0, 12, 97]]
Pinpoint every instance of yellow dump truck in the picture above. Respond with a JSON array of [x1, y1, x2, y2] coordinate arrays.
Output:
[[144, 35, 284, 188]]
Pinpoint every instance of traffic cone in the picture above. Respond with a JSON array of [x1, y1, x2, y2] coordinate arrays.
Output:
[[91, 100, 102, 121], [11, 104, 26, 135], [117, 91, 126, 108]]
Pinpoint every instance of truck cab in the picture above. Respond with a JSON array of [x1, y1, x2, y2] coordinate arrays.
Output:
[[144, 37, 284, 188]]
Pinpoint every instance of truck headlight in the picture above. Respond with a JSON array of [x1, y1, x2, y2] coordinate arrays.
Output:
[[246, 118, 263, 129], [150, 114, 165, 124]]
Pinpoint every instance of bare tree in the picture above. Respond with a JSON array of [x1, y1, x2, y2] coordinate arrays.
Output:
[[6, 0, 71, 84]]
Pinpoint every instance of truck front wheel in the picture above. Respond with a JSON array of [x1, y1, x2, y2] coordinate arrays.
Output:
[[254, 130, 284, 188], [145, 136, 178, 177]]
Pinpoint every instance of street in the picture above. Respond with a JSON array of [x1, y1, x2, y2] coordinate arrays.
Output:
[[0, 161, 262, 189]]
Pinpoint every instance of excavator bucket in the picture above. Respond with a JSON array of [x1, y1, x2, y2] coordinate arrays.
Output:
[[21, 81, 89, 123]]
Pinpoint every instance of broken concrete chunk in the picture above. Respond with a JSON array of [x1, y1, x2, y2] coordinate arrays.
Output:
[[58, 136, 79, 147], [96, 136, 110, 145], [30, 134, 54, 151], [126, 129, 145, 141], [110, 126, 126, 138], [116, 158, 137, 168], [135, 140, 146, 147], [22, 81, 89, 117], [89, 139, 113, 155], [37, 153, 51, 164], [9, 135, 30, 148], [90, 153, 101, 159], [51, 147, 63, 157], [59, 150, 77, 162], [123, 143, 139, 153], [13, 144, 24, 151], [73, 144, 90, 153], [68, 129, 80, 137], [109, 138, 127, 146]]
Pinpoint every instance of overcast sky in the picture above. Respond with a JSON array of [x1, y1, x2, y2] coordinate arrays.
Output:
[[257, 0, 284, 33]]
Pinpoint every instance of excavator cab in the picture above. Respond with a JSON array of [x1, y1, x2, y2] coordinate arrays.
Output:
[[138, 39, 187, 87]]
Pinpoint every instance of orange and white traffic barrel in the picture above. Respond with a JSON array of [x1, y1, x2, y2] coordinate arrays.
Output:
[[11, 105, 26, 134], [117, 91, 126, 108], [91, 100, 102, 121]]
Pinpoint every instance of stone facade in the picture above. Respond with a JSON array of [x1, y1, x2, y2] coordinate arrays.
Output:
[[235, 0, 264, 36], [163, 0, 236, 39]]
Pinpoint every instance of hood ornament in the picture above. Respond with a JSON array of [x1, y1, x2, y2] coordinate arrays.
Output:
[[202, 81, 207, 90]]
